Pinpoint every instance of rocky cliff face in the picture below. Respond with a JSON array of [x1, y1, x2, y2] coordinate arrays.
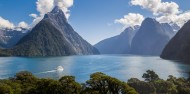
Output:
[[95, 26, 139, 54], [161, 20, 190, 62], [130, 18, 172, 56], [0, 6, 99, 56]]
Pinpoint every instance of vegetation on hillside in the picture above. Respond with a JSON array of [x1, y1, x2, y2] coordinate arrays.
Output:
[[0, 70, 190, 94]]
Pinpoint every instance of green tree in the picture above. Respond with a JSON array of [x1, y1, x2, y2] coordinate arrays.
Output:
[[128, 78, 156, 94], [0, 83, 13, 94], [153, 79, 177, 94], [142, 70, 159, 82], [14, 71, 37, 83], [121, 82, 139, 94], [0, 80, 21, 94], [14, 71, 37, 94], [59, 76, 81, 94], [86, 72, 137, 94], [33, 78, 61, 94]]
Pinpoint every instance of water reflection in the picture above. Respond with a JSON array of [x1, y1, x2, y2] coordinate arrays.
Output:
[[120, 56, 182, 81]]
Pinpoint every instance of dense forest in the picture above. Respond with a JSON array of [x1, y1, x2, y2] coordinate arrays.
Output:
[[0, 70, 190, 94]]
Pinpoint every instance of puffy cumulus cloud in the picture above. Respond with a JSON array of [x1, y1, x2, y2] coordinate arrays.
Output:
[[18, 21, 29, 29], [0, 17, 29, 30], [54, 0, 73, 18], [29, 0, 54, 27], [115, 13, 144, 29], [156, 2, 179, 16], [0, 17, 15, 29], [130, 0, 190, 27], [36, 0, 54, 16], [30, 0, 74, 28], [130, 0, 180, 16], [157, 11, 190, 27], [130, 0, 159, 14]]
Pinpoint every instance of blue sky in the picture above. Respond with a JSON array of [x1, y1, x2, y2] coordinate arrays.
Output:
[[0, 0, 189, 44]]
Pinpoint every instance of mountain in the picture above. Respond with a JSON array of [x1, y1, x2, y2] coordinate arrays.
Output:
[[160, 23, 176, 39], [94, 26, 139, 54], [169, 22, 180, 32], [0, 6, 99, 56], [0, 29, 28, 48], [161, 20, 190, 62], [130, 18, 173, 56]]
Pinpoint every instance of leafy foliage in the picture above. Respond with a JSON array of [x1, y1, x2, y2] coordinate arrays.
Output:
[[142, 70, 159, 82], [1, 70, 190, 94], [85, 72, 137, 94], [128, 78, 156, 94], [59, 76, 81, 94]]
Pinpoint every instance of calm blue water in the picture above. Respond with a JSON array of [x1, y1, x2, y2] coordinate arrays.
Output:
[[0, 55, 190, 82]]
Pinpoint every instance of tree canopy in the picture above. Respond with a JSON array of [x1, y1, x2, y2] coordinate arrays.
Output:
[[0, 70, 190, 94]]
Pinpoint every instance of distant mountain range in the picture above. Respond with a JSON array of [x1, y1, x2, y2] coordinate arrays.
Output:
[[95, 26, 139, 54], [161, 20, 190, 62], [95, 18, 180, 56], [0, 7, 182, 57], [0, 6, 99, 56], [0, 29, 28, 48]]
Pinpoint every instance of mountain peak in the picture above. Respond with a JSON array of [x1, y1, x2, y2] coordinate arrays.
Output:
[[139, 18, 160, 33], [121, 25, 139, 34], [44, 6, 67, 23], [0, 6, 99, 56], [143, 18, 158, 24]]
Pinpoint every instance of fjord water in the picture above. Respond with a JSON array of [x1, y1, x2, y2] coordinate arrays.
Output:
[[0, 55, 190, 82]]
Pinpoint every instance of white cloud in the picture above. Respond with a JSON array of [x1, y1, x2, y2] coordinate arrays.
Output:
[[130, 0, 179, 16], [30, 0, 74, 28], [115, 13, 144, 29], [130, 0, 190, 27], [0, 17, 29, 30], [18, 21, 29, 29], [156, 1, 179, 16], [130, 0, 159, 14], [156, 11, 190, 27], [54, 0, 74, 19], [0, 16, 15, 29], [29, 14, 38, 18], [36, 0, 54, 16]]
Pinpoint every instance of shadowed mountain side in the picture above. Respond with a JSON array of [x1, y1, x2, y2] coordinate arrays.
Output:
[[131, 18, 172, 56], [161, 20, 190, 62]]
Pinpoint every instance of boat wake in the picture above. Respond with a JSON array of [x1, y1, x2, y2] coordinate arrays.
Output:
[[35, 66, 64, 74], [36, 70, 57, 74]]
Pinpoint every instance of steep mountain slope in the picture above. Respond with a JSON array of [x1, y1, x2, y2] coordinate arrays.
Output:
[[0, 6, 99, 56], [161, 20, 190, 62], [130, 18, 172, 55], [95, 26, 139, 54]]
